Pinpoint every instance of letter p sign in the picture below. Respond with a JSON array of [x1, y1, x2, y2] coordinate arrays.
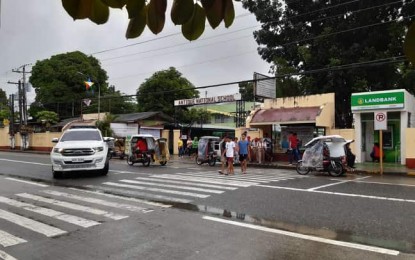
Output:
[[374, 111, 387, 130]]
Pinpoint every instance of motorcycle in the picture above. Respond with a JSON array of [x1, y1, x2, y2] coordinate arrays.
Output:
[[195, 136, 220, 166], [296, 135, 350, 177]]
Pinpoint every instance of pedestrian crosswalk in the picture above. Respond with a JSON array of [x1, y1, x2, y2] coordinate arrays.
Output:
[[0, 169, 303, 259], [89, 169, 304, 206], [0, 186, 161, 260]]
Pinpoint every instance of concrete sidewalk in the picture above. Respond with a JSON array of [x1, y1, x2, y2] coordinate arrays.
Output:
[[171, 155, 413, 177]]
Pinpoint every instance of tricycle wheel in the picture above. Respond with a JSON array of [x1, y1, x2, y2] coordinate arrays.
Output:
[[328, 161, 343, 177], [296, 161, 310, 175], [195, 156, 203, 165], [127, 156, 134, 165], [142, 155, 151, 167], [208, 156, 216, 166]]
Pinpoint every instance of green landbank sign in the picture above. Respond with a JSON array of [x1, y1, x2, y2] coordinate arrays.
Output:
[[351, 91, 405, 111]]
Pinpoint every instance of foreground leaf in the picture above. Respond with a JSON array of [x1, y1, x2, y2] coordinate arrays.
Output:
[[171, 0, 194, 25], [101, 0, 127, 9], [62, 0, 94, 20], [89, 0, 110, 24], [126, 0, 145, 18], [182, 3, 206, 41], [126, 5, 147, 38], [146, 0, 167, 34], [201, 0, 223, 29], [223, 0, 235, 28], [404, 22, 415, 64]]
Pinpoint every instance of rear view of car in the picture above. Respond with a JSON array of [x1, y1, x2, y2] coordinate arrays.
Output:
[[50, 128, 110, 178]]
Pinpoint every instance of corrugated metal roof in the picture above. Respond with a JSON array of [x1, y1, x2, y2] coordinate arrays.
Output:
[[113, 112, 173, 123], [250, 106, 322, 125]]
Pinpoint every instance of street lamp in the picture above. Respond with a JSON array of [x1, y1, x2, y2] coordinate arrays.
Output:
[[77, 72, 101, 121]]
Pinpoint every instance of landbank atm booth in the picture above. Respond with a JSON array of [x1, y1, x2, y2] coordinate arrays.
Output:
[[351, 89, 415, 165]]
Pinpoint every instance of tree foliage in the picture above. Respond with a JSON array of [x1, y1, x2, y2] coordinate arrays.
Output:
[[238, 81, 254, 101], [61, 0, 237, 41], [96, 113, 116, 137], [29, 51, 108, 119], [84, 87, 137, 115], [179, 107, 211, 126], [242, 0, 412, 127], [36, 111, 59, 125], [136, 67, 199, 115]]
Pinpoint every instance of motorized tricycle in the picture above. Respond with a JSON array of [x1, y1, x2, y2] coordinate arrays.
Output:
[[296, 135, 351, 177], [153, 138, 170, 166], [196, 136, 220, 166]]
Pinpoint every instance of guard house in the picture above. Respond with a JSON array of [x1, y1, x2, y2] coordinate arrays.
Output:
[[351, 89, 415, 165]]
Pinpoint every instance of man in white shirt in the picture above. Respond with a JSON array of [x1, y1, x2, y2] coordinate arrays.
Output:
[[225, 137, 236, 175]]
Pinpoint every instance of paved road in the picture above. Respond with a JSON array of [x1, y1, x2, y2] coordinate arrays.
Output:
[[0, 151, 414, 259]]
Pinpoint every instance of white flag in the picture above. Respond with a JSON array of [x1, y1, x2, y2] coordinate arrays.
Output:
[[83, 99, 91, 107]]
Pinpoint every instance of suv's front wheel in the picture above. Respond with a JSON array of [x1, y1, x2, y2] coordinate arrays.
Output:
[[101, 162, 109, 175], [52, 167, 63, 179]]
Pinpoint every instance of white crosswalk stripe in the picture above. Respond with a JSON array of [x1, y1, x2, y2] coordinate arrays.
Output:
[[150, 175, 256, 187], [85, 185, 191, 204], [16, 193, 128, 220], [42, 190, 152, 213], [119, 179, 225, 194], [134, 177, 237, 190], [0, 208, 67, 237], [103, 182, 210, 198], [0, 250, 17, 260], [0, 230, 26, 247], [69, 188, 172, 208], [0, 196, 100, 228]]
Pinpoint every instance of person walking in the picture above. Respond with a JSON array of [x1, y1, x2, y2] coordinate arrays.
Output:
[[177, 138, 183, 158], [234, 137, 239, 163], [218, 135, 227, 175], [186, 138, 193, 156], [238, 134, 250, 174], [288, 132, 300, 165], [225, 136, 235, 175], [257, 137, 266, 164], [191, 137, 199, 158]]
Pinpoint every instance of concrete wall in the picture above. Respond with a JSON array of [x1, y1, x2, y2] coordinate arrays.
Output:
[[261, 93, 335, 109], [29, 132, 62, 151], [405, 128, 415, 168]]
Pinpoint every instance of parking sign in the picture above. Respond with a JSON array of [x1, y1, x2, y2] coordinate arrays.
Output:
[[374, 111, 387, 130]]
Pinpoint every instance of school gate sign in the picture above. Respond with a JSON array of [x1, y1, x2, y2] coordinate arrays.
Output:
[[351, 91, 405, 111]]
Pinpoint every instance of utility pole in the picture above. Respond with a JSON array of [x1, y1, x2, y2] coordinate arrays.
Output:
[[11, 64, 31, 125], [11, 63, 32, 150]]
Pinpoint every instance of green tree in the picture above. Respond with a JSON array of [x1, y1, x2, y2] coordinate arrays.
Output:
[[36, 111, 59, 130], [29, 51, 108, 119], [242, 0, 409, 127], [96, 114, 117, 137], [238, 82, 254, 101], [61, 0, 236, 41], [84, 88, 137, 115], [136, 67, 199, 115], [180, 107, 211, 126]]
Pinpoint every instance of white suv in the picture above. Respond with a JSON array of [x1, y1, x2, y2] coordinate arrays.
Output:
[[50, 128, 110, 178]]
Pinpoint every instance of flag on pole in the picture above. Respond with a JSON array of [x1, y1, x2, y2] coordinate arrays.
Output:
[[84, 78, 94, 90], [83, 99, 92, 107]]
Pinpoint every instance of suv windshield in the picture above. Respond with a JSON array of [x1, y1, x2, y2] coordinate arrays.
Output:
[[60, 131, 102, 142]]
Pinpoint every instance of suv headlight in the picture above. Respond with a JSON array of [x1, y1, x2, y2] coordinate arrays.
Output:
[[53, 148, 64, 154], [93, 147, 104, 152]]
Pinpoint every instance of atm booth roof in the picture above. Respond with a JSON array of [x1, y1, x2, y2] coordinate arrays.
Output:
[[250, 106, 322, 125]]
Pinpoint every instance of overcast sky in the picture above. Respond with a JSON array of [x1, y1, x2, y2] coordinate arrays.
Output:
[[0, 0, 271, 104]]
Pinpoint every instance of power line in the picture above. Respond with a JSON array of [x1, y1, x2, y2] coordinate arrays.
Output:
[[102, 35, 252, 66], [278, 14, 415, 47], [99, 1, 412, 65], [90, 12, 254, 56], [105, 55, 406, 98]]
